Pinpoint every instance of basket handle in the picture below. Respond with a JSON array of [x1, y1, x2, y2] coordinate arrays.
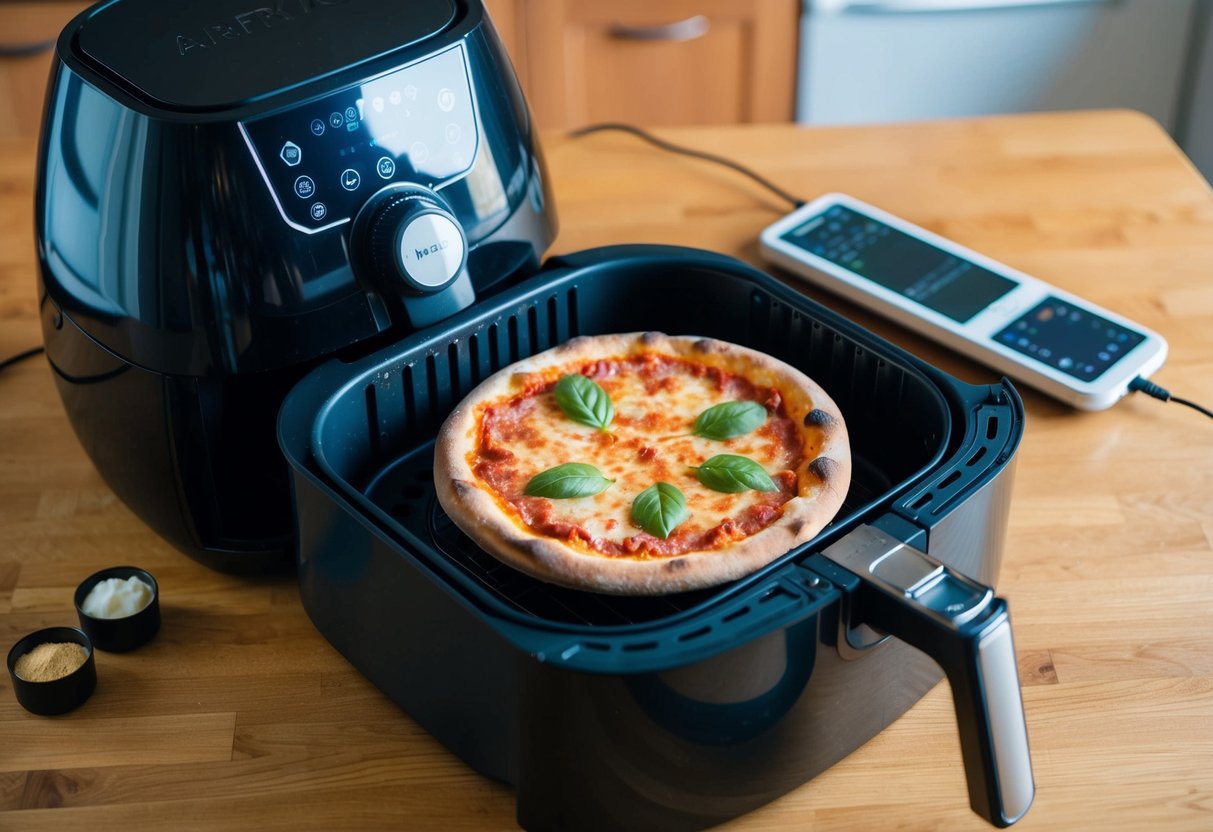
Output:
[[822, 524, 1034, 827]]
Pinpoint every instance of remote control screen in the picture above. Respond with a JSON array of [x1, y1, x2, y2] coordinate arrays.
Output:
[[994, 297, 1146, 381], [781, 203, 1016, 322]]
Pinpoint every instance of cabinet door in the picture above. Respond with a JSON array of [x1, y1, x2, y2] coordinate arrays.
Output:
[[0, 2, 88, 139], [483, 0, 527, 81], [521, 0, 798, 130]]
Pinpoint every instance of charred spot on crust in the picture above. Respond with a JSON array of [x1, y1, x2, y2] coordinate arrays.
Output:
[[692, 338, 720, 353], [804, 408, 837, 428], [808, 457, 840, 484], [664, 557, 689, 571], [641, 331, 666, 345], [452, 479, 476, 496]]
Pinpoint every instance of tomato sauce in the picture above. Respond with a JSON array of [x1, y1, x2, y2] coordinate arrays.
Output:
[[470, 354, 805, 558]]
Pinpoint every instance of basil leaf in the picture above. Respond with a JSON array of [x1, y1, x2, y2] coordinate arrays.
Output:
[[524, 463, 614, 499], [693, 454, 778, 493], [692, 401, 767, 440], [632, 482, 690, 539], [554, 374, 614, 430]]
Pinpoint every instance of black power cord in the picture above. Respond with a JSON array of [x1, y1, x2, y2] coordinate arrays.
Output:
[[0, 345, 44, 373], [1129, 376, 1213, 422], [568, 122, 807, 210]]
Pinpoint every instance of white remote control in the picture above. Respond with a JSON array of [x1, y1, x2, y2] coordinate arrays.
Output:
[[760, 193, 1167, 410]]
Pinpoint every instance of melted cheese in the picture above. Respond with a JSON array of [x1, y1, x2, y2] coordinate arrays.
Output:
[[471, 355, 804, 557]]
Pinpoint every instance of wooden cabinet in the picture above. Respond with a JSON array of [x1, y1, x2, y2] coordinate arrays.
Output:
[[0, 2, 799, 139], [486, 0, 800, 130], [0, 2, 87, 139]]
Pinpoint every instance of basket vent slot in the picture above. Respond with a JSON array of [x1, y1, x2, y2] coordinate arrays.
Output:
[[527, 305, 540, 354], [721, 605, 750, 623], [986, 414, 1000, 440], [403, 363, 419, 426], [937, 469, 962, 490], [447, 343, 461, 392], [897, 403, 1017, 521], [487, 322, 501, 368], [547, 296, 560, 346], [507, 315, 521, 363], [622, 641, 659, 652], [468, 332, 483, 384], [677, 626, 711, 642]]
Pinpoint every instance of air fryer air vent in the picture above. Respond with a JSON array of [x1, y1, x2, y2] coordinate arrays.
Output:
[[357, 290, 580, 461], [894, 400, 1018, 523]]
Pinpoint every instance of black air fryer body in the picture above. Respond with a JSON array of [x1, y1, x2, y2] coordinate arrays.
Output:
[[37, 0, 555, 571]]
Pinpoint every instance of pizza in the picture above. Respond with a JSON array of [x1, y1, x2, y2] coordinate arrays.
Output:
[[433, 332, 850, 595]]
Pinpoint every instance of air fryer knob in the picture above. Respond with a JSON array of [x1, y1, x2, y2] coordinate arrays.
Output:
[[357, 185, 468, 293], [352, 184, 475, 329]]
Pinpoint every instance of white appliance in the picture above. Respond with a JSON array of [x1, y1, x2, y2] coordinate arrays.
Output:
[[798, 0, 1197, 132]]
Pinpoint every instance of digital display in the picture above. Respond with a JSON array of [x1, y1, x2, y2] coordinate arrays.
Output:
[[994, 297, 1146, 381], [240, 45, 478, 232], [781, 204, 1016, 322]]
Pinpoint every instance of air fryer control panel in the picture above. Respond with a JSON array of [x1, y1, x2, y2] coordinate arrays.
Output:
[[239, 45, 479, 234]]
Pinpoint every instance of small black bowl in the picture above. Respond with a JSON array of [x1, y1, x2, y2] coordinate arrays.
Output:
[[74, 566, 160, 652], [7, 627, 97, 715]]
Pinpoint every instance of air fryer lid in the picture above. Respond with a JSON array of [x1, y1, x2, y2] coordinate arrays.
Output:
[[70, 0, 456, 111]]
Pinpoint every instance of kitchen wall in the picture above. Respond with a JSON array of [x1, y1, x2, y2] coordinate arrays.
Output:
[[1181, 4, 1213, 182]]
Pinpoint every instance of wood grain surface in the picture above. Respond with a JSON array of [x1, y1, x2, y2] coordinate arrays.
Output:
[[2, 111, 1212, 830]]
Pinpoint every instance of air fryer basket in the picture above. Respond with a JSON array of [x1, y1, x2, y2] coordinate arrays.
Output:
[[280, 245, 1031, 829], [309, 248, 950, 619]]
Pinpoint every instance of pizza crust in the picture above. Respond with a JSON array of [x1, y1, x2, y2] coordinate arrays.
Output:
[[433, 332, 850, 595]]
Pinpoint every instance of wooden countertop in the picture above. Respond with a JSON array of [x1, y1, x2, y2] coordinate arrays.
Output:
[[2, 111, 1211, 830]]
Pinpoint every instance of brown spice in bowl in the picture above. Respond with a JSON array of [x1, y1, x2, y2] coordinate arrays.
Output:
[[14, 642, 88, 682]]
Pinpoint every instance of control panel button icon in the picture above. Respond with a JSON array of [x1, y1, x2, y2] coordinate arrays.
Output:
[[376, 156, 396, 179], [437, 88, 456, 112], [344, 106, 358, 122], [280, 141, 302, 166], [444, 123, 461, 144], [329, 112, 343, 129], [310, 202, 328, 221], [340, 169, 361, 191], [310, 119, 325, 137], [408, 142, 429, 165], [294, 176, 316, 199]]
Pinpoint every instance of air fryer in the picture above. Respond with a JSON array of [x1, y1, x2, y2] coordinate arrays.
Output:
[[36, 0, 555, 572]]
